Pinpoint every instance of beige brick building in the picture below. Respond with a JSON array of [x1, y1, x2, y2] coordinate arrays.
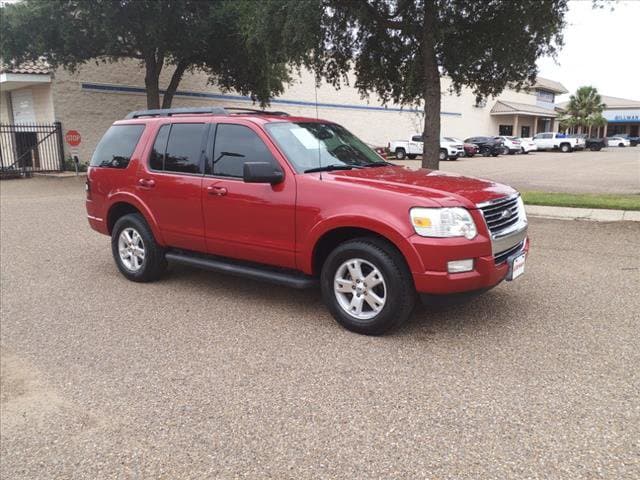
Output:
[[1, 59, 568, 166]]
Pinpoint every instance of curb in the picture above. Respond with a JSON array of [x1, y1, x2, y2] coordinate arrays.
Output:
[[525, 205, 640, 222]]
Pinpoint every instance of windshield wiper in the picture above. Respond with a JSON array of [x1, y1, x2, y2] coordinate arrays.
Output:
[[303, 164, 362, 173], [361, 161, 394, 168]]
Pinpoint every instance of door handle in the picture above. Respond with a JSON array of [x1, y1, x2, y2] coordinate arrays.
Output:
[[207, 185, 227, 196], [138, 178, 156, 188]]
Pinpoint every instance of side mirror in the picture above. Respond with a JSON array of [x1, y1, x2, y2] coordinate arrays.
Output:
[[243, 162, 284, 184]]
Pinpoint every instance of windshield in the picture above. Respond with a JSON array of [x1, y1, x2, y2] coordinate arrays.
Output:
[[265, 122, 386, 173]]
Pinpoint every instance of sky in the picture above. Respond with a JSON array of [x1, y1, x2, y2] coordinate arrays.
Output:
[[537, 0, 640, 103]]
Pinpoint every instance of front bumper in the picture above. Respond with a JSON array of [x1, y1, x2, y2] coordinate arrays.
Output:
[[410, 236, 529, 294]]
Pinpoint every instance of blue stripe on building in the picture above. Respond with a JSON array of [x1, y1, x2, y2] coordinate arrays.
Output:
[[81, 82, 462, 117]]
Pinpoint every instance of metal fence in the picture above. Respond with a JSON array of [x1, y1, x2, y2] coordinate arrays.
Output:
[[0, 122, 65, 177]]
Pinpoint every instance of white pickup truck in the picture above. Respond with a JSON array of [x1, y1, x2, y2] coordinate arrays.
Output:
[[531, 132, 585, 153], [389, 135, 465, 161]]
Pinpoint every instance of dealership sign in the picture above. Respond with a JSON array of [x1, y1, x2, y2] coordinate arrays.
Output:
[[603, 109, 640, 123]]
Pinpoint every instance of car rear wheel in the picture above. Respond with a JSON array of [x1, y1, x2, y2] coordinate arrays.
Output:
[[481, 147, 491, 157], [320, 238, 416, 335], [619, 143, 624, 147], [111, 213, 166, 282], [395, 148, 406, 160], [560, 143, 572, 153], [439, 149, 447, 161], [407, 154, 417, 159]]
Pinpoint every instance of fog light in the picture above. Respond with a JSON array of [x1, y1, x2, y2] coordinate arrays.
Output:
[[447, 259, 474, 273]]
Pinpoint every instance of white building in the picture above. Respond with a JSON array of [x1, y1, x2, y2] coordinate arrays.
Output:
[[1, 59, 569, 165]]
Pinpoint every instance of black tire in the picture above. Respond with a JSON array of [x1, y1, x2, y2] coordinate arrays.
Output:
[[466, 153, 474, 158], [320, 238, 416, 335], [491, 152, 499, 157], [395, 148, 406, 160], [407, 154, 417, 159], [560, 143, 572, 153], [502, 146, 510, 155], [111, 213, 166, 282], [481, 147, 491, 157], [439, 149, 447, 161], [618, 143, 624, 148]]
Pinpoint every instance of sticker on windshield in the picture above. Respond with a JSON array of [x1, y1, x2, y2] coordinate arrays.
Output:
[[291, 128, 321, 149]]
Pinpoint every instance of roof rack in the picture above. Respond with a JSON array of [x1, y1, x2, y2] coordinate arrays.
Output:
[[125, 107, 228, 119], [225, 107, 290, 117], [124, 106, 290, 119]]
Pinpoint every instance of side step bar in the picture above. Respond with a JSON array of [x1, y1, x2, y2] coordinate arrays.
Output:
[[165, 252, 317, 289]]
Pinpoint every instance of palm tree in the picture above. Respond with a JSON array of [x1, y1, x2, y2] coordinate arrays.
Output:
[[565, 86, 606, 135]]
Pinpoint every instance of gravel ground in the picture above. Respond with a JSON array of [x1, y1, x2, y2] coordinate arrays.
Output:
[[395, 146, 640, 195], [1, 177, 639, 479]]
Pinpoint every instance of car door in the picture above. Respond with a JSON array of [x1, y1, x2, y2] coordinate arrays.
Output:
[[136, 121, 208, 252], [202, 120, 296, 269], [409, 135, 423, 154]]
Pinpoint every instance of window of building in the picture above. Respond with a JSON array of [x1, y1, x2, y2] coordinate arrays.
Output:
[[499, 125, 513, 136], [90, 124, 145, 168], [149, 123, 206, 174], [212, 124, 277, 178], [536, 89, 555, 103], [521, 126, 530, 138]]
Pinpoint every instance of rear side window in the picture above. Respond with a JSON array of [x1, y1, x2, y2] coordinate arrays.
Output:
[[90, 124, 145, 168], [149, 123, 207, 174], [212, 124, 277, 178], [411, 135, 423, 142]]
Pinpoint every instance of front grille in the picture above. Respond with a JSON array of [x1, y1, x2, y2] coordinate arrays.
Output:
[[479, 195, 521, 234], [494, 241, 524, 265]]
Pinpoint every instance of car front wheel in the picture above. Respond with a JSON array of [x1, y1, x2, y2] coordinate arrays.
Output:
[[560, 143, 572, 153], [111, 213, 166, 282], [395, 148, 406, 160], [321, 238, 416, 335]]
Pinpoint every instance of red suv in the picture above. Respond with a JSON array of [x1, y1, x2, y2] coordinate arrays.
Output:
[[86, 107, 529, 335]]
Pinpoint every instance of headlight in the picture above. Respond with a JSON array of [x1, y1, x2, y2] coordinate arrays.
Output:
[[410, 207, 477, 239]]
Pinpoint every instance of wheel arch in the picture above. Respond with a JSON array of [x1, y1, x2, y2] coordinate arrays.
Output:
[[304, 221, 422, 277], [105, 194, 165, 245]]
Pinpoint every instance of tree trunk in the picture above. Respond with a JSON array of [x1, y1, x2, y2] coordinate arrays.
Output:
[[161, 61, 189, 109], [421, 0, 440, 170], [144, 55, 162, 109]]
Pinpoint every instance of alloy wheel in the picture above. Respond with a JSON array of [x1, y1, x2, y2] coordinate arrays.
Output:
[[118, 227, 145, 272], [334, 258, 387, 320]]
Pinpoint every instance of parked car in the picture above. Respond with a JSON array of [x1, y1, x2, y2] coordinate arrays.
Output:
[[440, 137, 466, 160], [464, 136, 503, 157], [389, 135, 464, 161], [567, 134, 607, 151], [607, 136, 631, 147], [519, 138, 538, 154], [86, 107, 529, 335], [495, 136, 522, 155], [366, 143, 389, 159], [532, 132, 585, 152], [614, 134, 639, 146], [448, 137, 479, 157]]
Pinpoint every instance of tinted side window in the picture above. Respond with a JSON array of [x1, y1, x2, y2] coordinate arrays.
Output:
[[411, 135, 423, 142], [90, 124, 145, 168], [149, 124, 170, 170], [164, 124, 206, 174], [213, 124, 277, 178]]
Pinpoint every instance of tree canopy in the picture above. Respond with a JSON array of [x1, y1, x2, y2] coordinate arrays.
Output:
[[0, 0, 320, 109], [313, 0, 569, 168], [559, 86, 606, 136]]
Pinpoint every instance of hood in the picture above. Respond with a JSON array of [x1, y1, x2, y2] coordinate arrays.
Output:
[[327, 165, 517, 208]]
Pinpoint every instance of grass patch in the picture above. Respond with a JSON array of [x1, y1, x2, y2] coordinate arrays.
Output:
[[522, 191, 640, 211]]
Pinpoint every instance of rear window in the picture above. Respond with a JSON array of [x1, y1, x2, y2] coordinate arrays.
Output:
[[149, 123, 207, 174], [90, 124, 145, 168]]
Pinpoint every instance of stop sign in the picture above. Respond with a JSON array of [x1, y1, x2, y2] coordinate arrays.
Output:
[[65, 130, 81, 147]]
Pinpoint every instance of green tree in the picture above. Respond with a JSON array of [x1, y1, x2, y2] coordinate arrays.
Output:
[[313, 0, 569, 168], [563, 86, 606, 135], [0, 0, 318, 109]]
